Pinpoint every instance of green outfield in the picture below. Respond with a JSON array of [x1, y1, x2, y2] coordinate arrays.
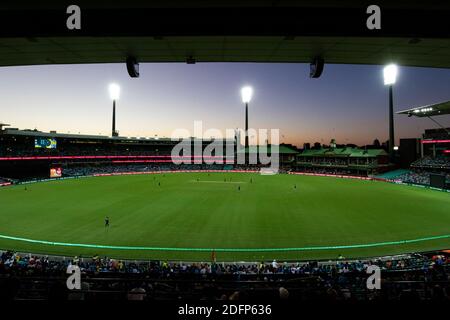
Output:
[[0, 172, 449, 261]]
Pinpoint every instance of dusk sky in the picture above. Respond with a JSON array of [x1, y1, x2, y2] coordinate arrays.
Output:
[[1, 63, 449, 147]]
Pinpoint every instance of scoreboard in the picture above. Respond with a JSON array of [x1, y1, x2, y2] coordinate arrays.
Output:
[[35, 138, 57, 149]]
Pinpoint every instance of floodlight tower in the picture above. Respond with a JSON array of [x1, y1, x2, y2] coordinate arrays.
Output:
[[383, 64, 398, 162], [109, 83, 120, 137], [241, 86, 253, 151]]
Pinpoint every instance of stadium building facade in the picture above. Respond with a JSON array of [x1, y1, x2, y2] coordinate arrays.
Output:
[[238, 145, 299, 169], [420, 128, 450, 159], [0, 127, 236, 180], [296, 147, 390, 176], [0, 127, 396, 180]]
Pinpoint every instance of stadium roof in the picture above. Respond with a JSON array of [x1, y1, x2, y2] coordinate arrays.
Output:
[[239, 145, 299, 154], [397, 100, 450, 118], [0, 1, 449, 68], [0, 128, 231, 143], [0, 128, 170, 141], [1, 36, 449, 68], [299, 147, 387, 158]]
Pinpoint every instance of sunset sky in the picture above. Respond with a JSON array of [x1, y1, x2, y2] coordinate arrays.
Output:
[[1, 62, 449, 147]]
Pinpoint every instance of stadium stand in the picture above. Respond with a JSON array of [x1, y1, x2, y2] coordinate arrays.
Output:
[[385, 155, 450, 187], [63, 164, 229, 177], [0, 128, 239, 180], [1, 250, 449, 301], [0, 128, 226, 157], [395, 170, 450, 186], [296, 147, 391, 176], [411, 156, 450, 170]]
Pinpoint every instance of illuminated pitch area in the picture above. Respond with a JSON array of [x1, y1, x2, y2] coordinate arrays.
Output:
[[0, 172, 449, 261]]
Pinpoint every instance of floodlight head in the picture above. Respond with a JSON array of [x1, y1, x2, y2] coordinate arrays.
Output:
[[109, 83, 120, 100], [241, 86, 253, 104], [383, 64, 398, 85]]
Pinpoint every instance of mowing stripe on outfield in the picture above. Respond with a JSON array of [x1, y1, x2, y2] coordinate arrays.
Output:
[[0, 233, 449, 252], [189, 180, 247, 184]]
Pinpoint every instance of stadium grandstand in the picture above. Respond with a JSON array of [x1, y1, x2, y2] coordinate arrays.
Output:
[[420, 128, 450, 160], [0, 126, 308, 181], [412, 156, 450, 170], [397, 101, 450, 159], [1, 249, 449, 301], [0, 126, 237, 180], [1, 126, 398, 181], [238, 145, 299, 170], [395, 101, 450, 190], [296, 144, 390, 176]]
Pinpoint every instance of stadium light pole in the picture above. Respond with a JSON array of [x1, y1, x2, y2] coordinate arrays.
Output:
[[109, 83, 120, 137], [241, 86, 253, 165], [383, 64, 398, 163], [241, 86, 253, 150]]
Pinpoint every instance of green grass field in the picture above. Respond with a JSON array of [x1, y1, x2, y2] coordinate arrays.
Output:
[[0, 172, 449, 261]]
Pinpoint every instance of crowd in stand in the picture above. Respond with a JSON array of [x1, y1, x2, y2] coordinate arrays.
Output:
[[297, 157, 377, 167], [62, 164, 230, 177], [298, 157, 349, 166], [0, 142, 175, 157], [412, 156, 450, 170], [1, 250, 449, 301], [295, 167, 357, 176], [2, 250, 447, 276], [396, 170, 450, 186], [348, 158, 378, 166], [1, 149, 178, 158], [0, 163, 280, 184], [396, 171, 430, 185], [61, 164, 275, 177]]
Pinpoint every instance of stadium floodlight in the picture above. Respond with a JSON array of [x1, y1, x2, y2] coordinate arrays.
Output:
[[241, 86, 253, 163], [383, 64, 398, 86], [383, 64, 398, 162], [241, 86, 253, 104], [109, 83, 120, 100], [109, 83, 120, 137]]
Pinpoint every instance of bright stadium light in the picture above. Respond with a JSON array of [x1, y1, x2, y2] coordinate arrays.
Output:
[[109, 83, 120, 137], [241, 86, 253, 162], [383, 64, 398, 163], [241, 86, 253, 104], [109, 83, 120, 100], [383, 64, 398, 85]]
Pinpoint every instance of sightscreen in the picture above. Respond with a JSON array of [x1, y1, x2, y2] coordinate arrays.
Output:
[[430, 173, 446, 189]]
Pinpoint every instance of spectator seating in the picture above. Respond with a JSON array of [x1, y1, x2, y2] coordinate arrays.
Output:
[[1, 250, 449, 301]]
